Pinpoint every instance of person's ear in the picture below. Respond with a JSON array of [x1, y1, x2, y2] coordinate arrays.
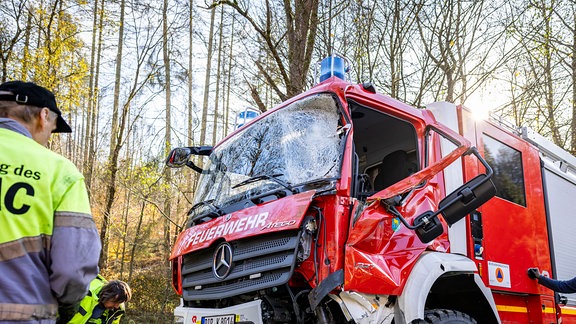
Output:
[[28, 107, 55, 146], [40, 107, 51, 122], [30, 108, 47, 130], [39, 108, 57, 131]]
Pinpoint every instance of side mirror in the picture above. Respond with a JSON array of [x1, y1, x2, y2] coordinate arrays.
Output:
[[166, 147, 193, 168], [438, 173, 496, 225], [404, 147, 496, 243], [166, 146, 213, 172]]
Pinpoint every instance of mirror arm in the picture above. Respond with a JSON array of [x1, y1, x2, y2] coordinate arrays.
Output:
[[190, 146, 213, 156], [387, 146, 494, 232], [386, 202, 420, 230], [465, 147, 493, 178], [186, 161, 204, 173], [415, 147, 493, 223]]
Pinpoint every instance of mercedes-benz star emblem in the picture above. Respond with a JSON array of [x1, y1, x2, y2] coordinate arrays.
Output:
[[213, 242, 233, 280]]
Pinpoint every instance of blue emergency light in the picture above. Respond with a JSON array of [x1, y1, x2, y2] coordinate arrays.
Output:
[[235, 107, 260, 129], [318, 55, 348, 82]]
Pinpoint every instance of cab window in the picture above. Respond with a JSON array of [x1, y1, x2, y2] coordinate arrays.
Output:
[[350, 101, 419, 198], [482, 134, 526, 206]]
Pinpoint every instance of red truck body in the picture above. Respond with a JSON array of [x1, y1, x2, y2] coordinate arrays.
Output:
[[168, 64, 576, 323]]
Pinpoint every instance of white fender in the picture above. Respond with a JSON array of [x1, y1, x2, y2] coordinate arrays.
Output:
[[396, 252, 500, 323]]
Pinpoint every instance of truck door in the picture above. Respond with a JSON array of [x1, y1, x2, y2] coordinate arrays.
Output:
[[345, 99, 431, 294], [464, 114, 554, 322], [344, 97, 479, 294]]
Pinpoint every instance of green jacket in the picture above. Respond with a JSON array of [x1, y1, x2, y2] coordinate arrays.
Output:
[[68, 275, 125, 324]]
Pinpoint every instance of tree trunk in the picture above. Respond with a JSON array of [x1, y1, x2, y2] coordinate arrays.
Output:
[[188, 0, 194, 146], [20, 10, 32, 81], [218, 0, 319, 104], [212, 7, 224, 146], [571, 13, 576, 154], [540, 2, 561, 146], [128, 201, 147, 283], [224, 15, 235, 137], [199, 7, 216, 146], [162, 0, 173, 262], [84, 0, 99, 183], [119, 185, 131, 280], [100, 0, 126, 269], [86, 0, 105, 193]]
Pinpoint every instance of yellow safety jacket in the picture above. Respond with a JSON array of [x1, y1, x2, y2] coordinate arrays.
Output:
[[0, 123, 101, 322], [68, 275, 125, 324]]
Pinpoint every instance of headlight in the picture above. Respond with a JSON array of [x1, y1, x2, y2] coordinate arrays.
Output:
[[298, 217, 317, 262]]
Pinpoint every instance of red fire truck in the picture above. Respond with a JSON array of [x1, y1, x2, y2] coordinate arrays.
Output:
[[168, 56, 576, 323]]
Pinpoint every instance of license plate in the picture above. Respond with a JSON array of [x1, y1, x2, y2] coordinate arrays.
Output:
[[201, 314, 235, 324]]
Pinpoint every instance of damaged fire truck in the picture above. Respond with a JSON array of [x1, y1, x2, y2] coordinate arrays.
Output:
[[167, 56, 576, 323]]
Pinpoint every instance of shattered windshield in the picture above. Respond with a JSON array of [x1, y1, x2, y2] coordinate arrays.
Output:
[[193, 94, 343, 213]]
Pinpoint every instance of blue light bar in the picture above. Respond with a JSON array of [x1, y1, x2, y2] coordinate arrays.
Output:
[[235, 107, 260, 129], [319, 56, 346, 82]]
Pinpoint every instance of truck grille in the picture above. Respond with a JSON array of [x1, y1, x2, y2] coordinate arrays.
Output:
[[181, 230, 300, 301]]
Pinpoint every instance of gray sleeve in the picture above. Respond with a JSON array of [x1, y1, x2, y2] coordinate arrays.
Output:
[[50, 215, 101, 305]]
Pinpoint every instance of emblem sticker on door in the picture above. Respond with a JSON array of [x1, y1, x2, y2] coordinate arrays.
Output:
[[488, 261, 511, 288]]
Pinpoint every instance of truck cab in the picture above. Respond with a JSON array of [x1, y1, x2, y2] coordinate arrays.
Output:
[[168, 56, 505, 324]]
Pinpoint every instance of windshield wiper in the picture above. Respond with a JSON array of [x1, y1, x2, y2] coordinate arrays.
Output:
[[294, 177, 338, 188], [292, 177, 338, 196], [188, 199, 224, 225], [232, 173, 295, 192]]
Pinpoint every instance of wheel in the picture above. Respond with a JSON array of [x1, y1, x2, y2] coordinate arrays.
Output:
[[411, 309, 477, 324]]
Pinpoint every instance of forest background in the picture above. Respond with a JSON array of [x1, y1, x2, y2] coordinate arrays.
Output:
[[2, 0, 576, 322]]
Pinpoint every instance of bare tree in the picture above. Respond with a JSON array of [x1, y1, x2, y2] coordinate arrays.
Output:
[[188, 0, 195, 146], [415, 0, 513, 106], [552, 0, 576, 153], [100, 0, 163, 269], [499, 0, 567, 147], [199, 6, 216, 145], [163, 0, 173, 261], [224, 13, 236, 136], [84, 0, 105, 191], [381, 1, 420, 101], [212, 6, 224, 145], [0, 0, 27, 81], [100, 0, 127, 269], [214, 0, 320, 110], [20, 8, 33, 81]]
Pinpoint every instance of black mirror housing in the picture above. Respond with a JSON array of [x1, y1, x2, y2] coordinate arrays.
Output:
[[439, 174, 496, 226], [412, 174, 495, 243], [166, 147, 193, 168], [166, 146, 213, 171]]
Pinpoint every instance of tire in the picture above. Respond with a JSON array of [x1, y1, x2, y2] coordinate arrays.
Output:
[[410, 309, 477, 324]]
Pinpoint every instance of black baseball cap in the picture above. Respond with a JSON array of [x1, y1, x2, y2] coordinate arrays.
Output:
[[0, 80, 72, 133]]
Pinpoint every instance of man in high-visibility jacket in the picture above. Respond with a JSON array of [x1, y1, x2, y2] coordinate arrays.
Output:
[[68, 275, 131, 324], [0, 81, 101, 323]]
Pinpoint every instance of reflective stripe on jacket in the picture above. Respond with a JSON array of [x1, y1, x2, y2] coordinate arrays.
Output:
[[68, 275, 125, 324], [0, 126, 101, 322]]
